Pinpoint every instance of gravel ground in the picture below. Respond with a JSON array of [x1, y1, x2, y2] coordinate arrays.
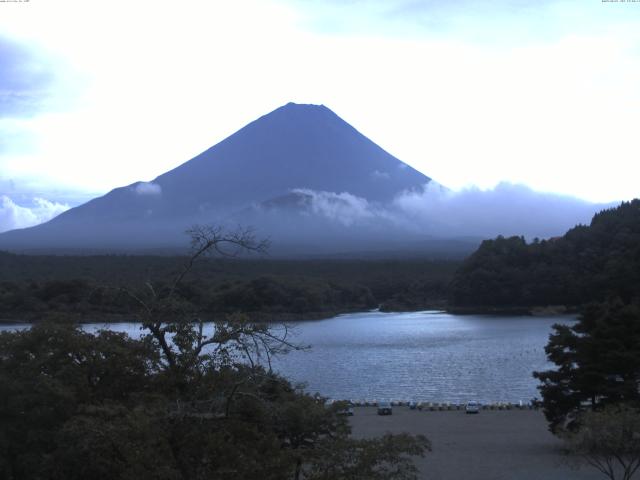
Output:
[[349, 407, 604, 480]]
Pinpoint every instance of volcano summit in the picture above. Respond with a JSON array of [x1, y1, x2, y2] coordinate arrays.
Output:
[[0, 103, 441, 254]]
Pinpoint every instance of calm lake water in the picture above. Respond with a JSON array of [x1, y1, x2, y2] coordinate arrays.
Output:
[[0, 310, 574, 404]]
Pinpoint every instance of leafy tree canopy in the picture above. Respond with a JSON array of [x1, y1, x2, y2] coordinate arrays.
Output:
[[0, 226, 430, 480], [534, 300, 640, 433], [450, 200, 640, 308], [561, 404, 640, 480]]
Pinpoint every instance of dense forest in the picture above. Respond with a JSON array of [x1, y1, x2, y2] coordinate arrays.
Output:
[[0, 253, 458, 322], [3, 200, 639, 322], [0, 228, 431, 479], [449, 200, 640, 310], [0, 323, 430, 480]]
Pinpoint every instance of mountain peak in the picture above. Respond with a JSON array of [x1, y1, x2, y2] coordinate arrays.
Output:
[[261, 102, 336, 124], [0, 103, 432, 251], [282, 101, 327, 110]]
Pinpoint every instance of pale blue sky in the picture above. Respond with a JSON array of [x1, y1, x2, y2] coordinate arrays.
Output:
[[0, 0, 639, 230]]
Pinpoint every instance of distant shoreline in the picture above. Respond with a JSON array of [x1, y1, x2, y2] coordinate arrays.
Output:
[[446, 304, 580, 316], [0, 305, 580, 326], [0, 309, 361, 325]]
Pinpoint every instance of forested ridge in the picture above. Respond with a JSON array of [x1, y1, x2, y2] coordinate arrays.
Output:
[[0, 254, 457, 322], [3, 200, 639, 321], [450, 200, 640, 309]]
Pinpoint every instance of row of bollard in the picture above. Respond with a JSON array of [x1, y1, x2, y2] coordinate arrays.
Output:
[[332, 400, 539, 410]]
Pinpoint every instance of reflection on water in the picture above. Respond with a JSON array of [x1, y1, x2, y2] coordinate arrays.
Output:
[[0, 310, 574, 403], [269, 310, 574, 404]]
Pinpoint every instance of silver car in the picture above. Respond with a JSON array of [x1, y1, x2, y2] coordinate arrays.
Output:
[[465, 401, 480, 414]]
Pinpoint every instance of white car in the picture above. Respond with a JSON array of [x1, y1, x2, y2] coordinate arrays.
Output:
[[465, 401, 480, 414]]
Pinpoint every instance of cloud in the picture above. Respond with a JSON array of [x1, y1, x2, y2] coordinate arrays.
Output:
[[0, 0, 637, 203], [292, 188, 383, 226], [392, 182, 606, 238], [371, 170, 390, 180], [0, 195, 69, 233], [291, 0, 622, 44], [0, 177, 17, 194], [134, 182, 162, 195], [288, 182, 607, 239], [0, 36, 57, 118], [0, 176, 95, 207]]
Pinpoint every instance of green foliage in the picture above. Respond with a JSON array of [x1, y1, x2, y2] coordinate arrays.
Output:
[[305, 433, 431, 480], [0, 320, 429, 480], [53, 403, 179, 480], [562, 404, 640, 480], [0, 323, 157, 479], [450, 200, 640, 308], [207, 275, 376, 316], [533, 300, 640, 433], [0, 227, 430, 479], [0, 254, 458, 322]]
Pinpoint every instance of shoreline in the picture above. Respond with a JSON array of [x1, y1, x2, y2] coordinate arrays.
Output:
[[446, 304, 580, 316], [0, 305, 580, 326], [0, 309, 351, 325]]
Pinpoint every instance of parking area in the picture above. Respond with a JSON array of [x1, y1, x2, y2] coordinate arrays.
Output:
[[349, 406, 602, 480]]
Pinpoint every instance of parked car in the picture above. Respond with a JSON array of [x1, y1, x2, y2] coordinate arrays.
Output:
[[465, 401, 480, 414], [377, 401, 393, 415]]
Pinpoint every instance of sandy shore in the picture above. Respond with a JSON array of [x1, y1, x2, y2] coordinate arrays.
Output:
[[349, 407, 602, 480]]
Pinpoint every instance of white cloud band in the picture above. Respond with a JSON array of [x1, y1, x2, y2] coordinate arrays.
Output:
[[0, 195, 69, 233]]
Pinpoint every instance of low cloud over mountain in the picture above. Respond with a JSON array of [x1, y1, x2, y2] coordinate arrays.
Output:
[[0, 103, 612, 256], [240, 182, 607, 253], [391, 181, 605, 239]]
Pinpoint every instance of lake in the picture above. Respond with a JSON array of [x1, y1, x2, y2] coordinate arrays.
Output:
[[0, 310, 573, 404]]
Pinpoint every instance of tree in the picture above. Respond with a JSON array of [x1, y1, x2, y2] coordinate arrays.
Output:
[[0, 225, 430, 480], [534, 300, 640, 433], [450, 199, 640, 310], [562, 404, 640, 480], [305, 433, 431, 480], [0, 323, 157, 479]]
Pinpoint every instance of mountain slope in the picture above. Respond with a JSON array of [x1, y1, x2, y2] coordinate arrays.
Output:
[[0, 103, 433, 252], [156, 102, 430, 211]]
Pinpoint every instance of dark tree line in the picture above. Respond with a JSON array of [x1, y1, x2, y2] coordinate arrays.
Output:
[[0, 275, 377, 323], [0, 252, 457, 322], [450, 200, 640, 309]]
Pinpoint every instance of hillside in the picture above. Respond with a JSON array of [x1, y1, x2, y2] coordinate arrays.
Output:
[[449, 200, 640, 310]]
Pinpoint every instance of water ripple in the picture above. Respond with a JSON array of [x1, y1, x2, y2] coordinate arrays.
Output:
[[270, 310, 575, 404]]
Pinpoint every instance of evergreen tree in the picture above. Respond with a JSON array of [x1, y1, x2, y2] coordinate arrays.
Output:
[[451, 199, 640, 309], [534, 300, 640, 433]]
